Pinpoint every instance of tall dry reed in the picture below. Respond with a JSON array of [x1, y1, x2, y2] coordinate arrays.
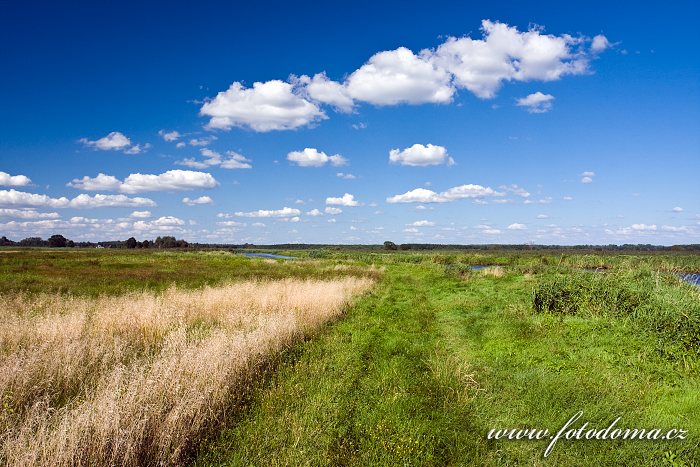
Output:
[[0, 277, 372, 466]]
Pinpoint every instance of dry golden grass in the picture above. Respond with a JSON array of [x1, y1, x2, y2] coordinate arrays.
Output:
[[481, 266, 505, 277], [0, 277, 373, 466]]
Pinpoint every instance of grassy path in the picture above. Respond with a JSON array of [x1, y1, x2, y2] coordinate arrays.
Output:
[[196, 264, 699, 466]]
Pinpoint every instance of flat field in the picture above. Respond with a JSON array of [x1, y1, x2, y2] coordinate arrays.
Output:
[[0, 248, 698, 466]]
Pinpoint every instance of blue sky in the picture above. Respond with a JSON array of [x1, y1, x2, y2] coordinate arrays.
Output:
[[1, 1, 698, 245]]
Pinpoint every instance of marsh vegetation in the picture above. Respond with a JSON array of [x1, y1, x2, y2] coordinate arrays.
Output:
[[0, 248, 698, 466]]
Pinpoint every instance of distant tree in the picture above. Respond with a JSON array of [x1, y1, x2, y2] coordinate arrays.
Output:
[[383, 241, 398, 251], [399, 244, 411, 251], [0, 236, 16, 246], [19, 237, 47, 247], [66, 240, 75, 248], [125, 237, 137, 249], [48, 234, 68, 248], [142, 240, 150, 249], [154, 236, 185, 249]]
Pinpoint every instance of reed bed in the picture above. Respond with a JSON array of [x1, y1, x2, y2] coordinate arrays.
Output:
[[0, 277, 373, 466]]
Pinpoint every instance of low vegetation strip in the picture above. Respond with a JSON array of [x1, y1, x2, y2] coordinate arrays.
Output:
[[532, 269, 700, 355], [0, 277, 373, 466]]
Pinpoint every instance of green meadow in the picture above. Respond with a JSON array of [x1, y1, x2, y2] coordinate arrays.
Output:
[[1, 248, 698, 466]]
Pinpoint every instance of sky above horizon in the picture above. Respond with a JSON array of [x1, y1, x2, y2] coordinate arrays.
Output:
[[1, 1, 699, 245]]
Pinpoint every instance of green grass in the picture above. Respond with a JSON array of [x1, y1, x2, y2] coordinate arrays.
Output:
[[195, 262, 699, 466], [1, 248, 698, 465]]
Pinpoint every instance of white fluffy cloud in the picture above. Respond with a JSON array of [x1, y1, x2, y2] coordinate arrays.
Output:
[[386, 188, 445, 204], [324, 207, 343, 215], [0, 171, 32, 187], [580, 171, 595, 184], [336, 172, 356, 180], [0, 208, 59, 219], [199, 80, 326, 132], [296, 73, 354, 112], [306, 209, 323, 216], [387, 184, 503, 203], [435, 20, 591, 99], [516, 92, 555, 113], [159, 130, 180, 142], [234, 207, 301, 218], [325, 193, 360, 206], [79, 131, 131, 150], [672, 206, 683, 213], [0, 189, 156, 209], [130, 210, 151, 218], [202, 20, 607, 131], [66, 173, 122, 191], [133, 216, 186, 232], [67, 194, 156, 208], [79, 132, 148, 154], [182, 196, 213, 206], [345, 47, 454, 105], [287, 148, 347, 167], [507, 223, 527, 230], [389, 143, 454, 166], [177, 148, 252, 170], [68, 170, 218, 194], [591, 34, 611, 53], [606, 223, 658, 235], [121, 170, 218, 193], [410, 220, 435, 227]]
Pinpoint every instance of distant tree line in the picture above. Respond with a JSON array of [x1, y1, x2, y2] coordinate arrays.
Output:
[[0, 235, 189, 249], [1, 235, 699, 251]]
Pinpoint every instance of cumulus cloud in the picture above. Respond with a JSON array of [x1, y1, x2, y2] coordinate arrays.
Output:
[[410, 220, 435, 227], [516, 92, 555, 113], [295, 73, 354, 112], [67, 194, 156, 208], [387, 188, 445, 204], [67, 173, 122, 191], [336, 172, 356, 180], [434, 20, 593, 98], [507, 223, 527, 230], [79, 131, 131, 150], [345, 47, 454, 105], [324, 207, 343, 215], [606, 223, 658, 235], [591, 34, 611, 53], [134, 216, 186, 232], [122, 171, 218, 193], [234, 207, 301, 218], [202, 20, 607, 131], [287, 148, 347, 167], [79, 131, 147, 154], [159, 130, 180, 142], [0, 171, 32, 187], [387, 184, 503, 203], [0, 190, 157, 210], [389, 144, 454, 166], [0, 208, 59, 219], [68, 170, 218, 194], [580, 171, 595, 184], [325, 193, 360, 206], [672, 206, 683, 213], [182, 196, 213, 206], [177, 148, 252, 170], [130, 210, 151, 218], [199, 80, 326, 131], [306, 208, 323, 216]]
